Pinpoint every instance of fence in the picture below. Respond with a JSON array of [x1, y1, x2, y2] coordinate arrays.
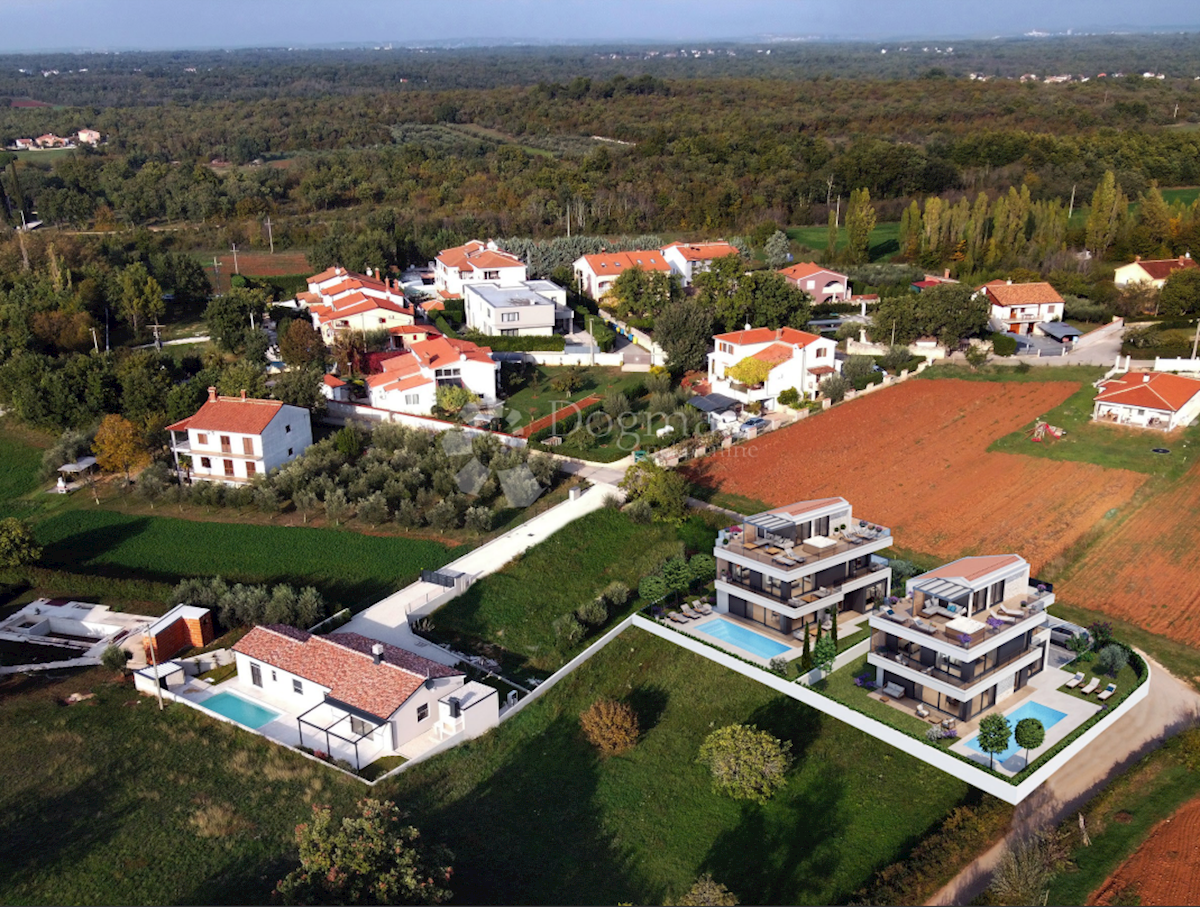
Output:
[[492, 349, 624, 367], [1155, 356, 1200, 373], [324, 400, 527, 448]]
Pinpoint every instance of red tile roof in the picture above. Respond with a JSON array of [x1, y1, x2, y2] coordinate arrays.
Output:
[[1096, 371, 1200, 413], [978, 282, 1064, 306], [166, 394, 287, 434], [234, 625, 461, 719], [921, 555, 1023, 583], [714, 326, 822, 347], [436, 240, 524, 272], [750, 343, 795, 366], [322, 374, 346, 388], [779, 262, 846, 281], [1128, 256, 1198, 281], [807, 365, 836, 375], [313, 293, 413, 324], [664, 241, 741, 261], [578, 251, 671, 273], [412, 335, 494, 369]]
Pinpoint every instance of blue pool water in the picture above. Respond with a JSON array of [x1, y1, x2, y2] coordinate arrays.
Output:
[[697, 617, 791, 660], [202, 691, 281, 729], [965, 701, 1067, 763]]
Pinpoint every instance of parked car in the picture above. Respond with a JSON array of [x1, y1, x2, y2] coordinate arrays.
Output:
[[735, 417, 770, 438], [709, 410, 738, 432], [1049, 620, 1089, 649]]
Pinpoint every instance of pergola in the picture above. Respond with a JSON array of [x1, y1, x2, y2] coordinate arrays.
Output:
[[297, 700, 387, 770]]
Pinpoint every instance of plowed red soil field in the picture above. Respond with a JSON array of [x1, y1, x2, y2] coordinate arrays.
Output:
[[216, 250, 310, 277], [1090, 795, 1200, 906], [687, 379, 1146, 573], [1061, 457, 1200, 644]]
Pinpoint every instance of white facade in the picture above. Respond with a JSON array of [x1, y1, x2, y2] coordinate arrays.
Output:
[[661, 241, 742, 287], [707, 327, 840, 409], [462, 280, 570, 336], [1092, 372, 1200, 431], [434, 241, 527, 298], [366, 338, 499, 416], [572, 250, 672, 299], [1114, 255, 1196, 290]]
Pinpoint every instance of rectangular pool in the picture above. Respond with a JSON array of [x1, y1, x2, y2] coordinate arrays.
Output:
[[202, 690, 281, 729], [965, 700, 1067, 763], [696, 617, 791, 660]]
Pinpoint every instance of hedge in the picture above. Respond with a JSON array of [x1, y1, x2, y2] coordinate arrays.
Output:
[[991, 332, 1019, 357], [434, 315, 459, 339], [466, 333, 566, 352], [574, 307, 616, 352]]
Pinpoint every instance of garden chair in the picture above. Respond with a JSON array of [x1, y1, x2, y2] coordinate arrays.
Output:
[[693, 601, 713, 615], [681, 604, 702, 620], [1064, 671, 1085, 688], [667, 611, 687, 624], [1098, 683, 1118, 701], [1081, 677, 1100, 695]]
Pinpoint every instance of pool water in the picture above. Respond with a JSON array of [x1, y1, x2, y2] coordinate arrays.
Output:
[[965, 700, 1067, 763], [696, 617, 791, 660], [202, 690, 281, 729]]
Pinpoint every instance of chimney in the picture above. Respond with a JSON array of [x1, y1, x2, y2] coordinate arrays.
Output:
[[207, 386, 217, 402], [459, 352, 467, 362], [1135, 255, 1141, 262], [776, 327, 783, 340], [366, 266, 373, 277], [1006, 278, 1013, 285], [371, 642, 384, 665], [744, 323, 752, 331], [240, 389, 247, 401], [1143, 373, 1151, 383]]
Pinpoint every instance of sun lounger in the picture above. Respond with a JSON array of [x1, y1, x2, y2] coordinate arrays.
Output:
[[681, 604, 702, 619], [667, 611, 688, 624], [694, 601, 713, 615], [1064, 671, 1085, 688], [998, 605, 1023, 618], [1081, 677, 1100, 695], [911, 617, 938, 634], [994, 613, 1016, 624], [1098, 683, 1117, 701]]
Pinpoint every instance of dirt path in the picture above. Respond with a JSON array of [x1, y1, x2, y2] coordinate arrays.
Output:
[[928, 651, 1200, 905]]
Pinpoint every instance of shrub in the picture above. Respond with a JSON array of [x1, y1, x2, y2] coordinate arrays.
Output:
[[879, 344, 913, 373], [599, 581, 630, 608], [101, 644, 129, 672], [0, 517, 42, 568], [841, 355, 876, 388], [576, 597, 608, 627], [579, 697, 640, 756], [697, 724, 792, 803], [820, 374, 849, 403], [552, 613, 585, 646], [625, 499, 653, 524], [777, 387, 800, 408], [687, 553, 716, 585], [1094, 643, 1129, 677], [965, 344, 990, 369], [988, 829, 1070, 907], [676, 874, 739, 907], [991, 332, 1019, 356], [768, 655, 789, 676], [1014, 360, 1032, 374], [463, 505, 493, 533], [813, 636, 837, 673]]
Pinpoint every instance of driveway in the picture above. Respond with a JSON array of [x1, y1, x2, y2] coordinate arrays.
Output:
[[928, 651, 1200, 905]]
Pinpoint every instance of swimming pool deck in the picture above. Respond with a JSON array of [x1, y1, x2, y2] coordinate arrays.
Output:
[[662, 609, 872, 666]]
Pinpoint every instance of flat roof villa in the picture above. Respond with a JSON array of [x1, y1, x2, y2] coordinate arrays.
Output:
[[0, 599, 156, 673]]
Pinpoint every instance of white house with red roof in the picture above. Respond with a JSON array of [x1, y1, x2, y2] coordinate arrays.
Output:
[[320, 373, 351, 403], [1093, 371, 1200, 431], [433, 240, 527, 300], [661, 241, 742, 287], [366, 335, 498, 415], [303, 267, 417, 344], [230, 625, 498, 768], [166, 388, 313, 483], [1114, 254, 1197, 290], [869, 554, 1056, 726], [975, 280, 1065, 335], [76, 128, 101, 145], [779, 262, 851, 302], [572, 249, 672, 299], [707, 326, 839, 409]]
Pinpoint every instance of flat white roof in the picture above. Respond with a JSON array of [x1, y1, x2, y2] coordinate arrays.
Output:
[[145, 604, 210, 637], [466, 281, 561, 309]]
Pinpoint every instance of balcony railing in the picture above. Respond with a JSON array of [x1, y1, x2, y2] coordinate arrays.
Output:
[[717, 528, 891, 572], [871, 642, 1043, 692], [720, 563, 889, 611]]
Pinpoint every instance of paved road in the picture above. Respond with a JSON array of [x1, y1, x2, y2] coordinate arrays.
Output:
[[928, 652, 1200, 905]]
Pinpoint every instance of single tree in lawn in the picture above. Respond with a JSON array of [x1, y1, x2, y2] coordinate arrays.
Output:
[[93, 414, 151, 484], [1014, 717, 1045, 767], [655, 299, 714, 374], [976, 713, 1012, 770], [763, 229, 792, 268], [274, 798, 452, 905], [0, 517, 41, 568], [698, 724, 793, 804], [845, 187, 877, 265]]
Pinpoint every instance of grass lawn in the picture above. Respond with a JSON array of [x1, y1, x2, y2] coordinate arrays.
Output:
[[503, 365, 644, 430], [688, 484, 773, 516], [813, 655, 931, 737], [384, 627, 982, 906], [1045, 728, 1200, 905], [428, 508, 687, 674], [32, 509, 454, 610], [0, 422, 44, 519], [1055, 661, 1138, 706], [786, 222, 902, 261]]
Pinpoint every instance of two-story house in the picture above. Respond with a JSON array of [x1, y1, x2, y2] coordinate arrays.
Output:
[[778, 262, 852, 302], [714, 498, 893, 639], [661, 241, 742, 287], [433, 241, 527, 300], [976, 281, 1065, 335], [572, 250, 672, 299], [1114, 254, 1196, 290], [366, 335, 498, 415], [707, 326, 840, 410], [868, 555, 1055, 722], [304, 267, 417, 344], [167, 389, 313, 484], [462, 280, 573, 336]]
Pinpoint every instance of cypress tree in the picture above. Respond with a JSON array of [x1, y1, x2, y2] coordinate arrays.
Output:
[[801, 623, 812, 671]]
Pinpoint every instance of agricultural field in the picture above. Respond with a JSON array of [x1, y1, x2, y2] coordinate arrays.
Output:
[[686, 378, 1147, 574], [1089, 794, 1200, 906], [1057, 457, 1200, 647], [786, 221, 902, 261], [0, 424, 43, 520]]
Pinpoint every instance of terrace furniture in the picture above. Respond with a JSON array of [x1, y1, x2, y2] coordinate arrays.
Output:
[[941, 718, 957, 730], [911, 618, 938, 634], [694, 601, 713, 615], [1098, 683, 1118, 701], [681, 604, 703, 620], [916, 704, 930, 718], [994, 614, 1016, 624], [765, 546, 782, 556], [667, 611, 688, 624], [773, 555, 798, 567], [1081, 677, 1100, 695], [1064, 671, 1085, 688], [882, 682, 906, 700]]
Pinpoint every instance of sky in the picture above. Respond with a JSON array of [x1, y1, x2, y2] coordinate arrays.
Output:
[[3, 0, 1199, 53]]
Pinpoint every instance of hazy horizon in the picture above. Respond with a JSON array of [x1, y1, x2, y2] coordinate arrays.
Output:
[[3, 0, 1199, 54]]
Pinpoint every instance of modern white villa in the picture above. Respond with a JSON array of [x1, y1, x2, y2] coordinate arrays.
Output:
[[870, 555, 1055, 723], [1092, 370, 1200, 431], [462, 279, 573, 336], [713, 497, 893, 645], [167, 390, 313, 484], [707, 326, 840, 409]]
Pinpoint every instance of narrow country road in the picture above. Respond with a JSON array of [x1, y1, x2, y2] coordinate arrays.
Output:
[[928, 652, 1200, 905]]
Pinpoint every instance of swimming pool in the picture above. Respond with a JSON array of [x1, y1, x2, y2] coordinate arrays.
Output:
[[202, 691, 281, 729], [696, 617, 791, 660], [964, 700, 1067, 764]]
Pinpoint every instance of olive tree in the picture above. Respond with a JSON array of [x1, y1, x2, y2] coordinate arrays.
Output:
[[697, 724, 792, 803]]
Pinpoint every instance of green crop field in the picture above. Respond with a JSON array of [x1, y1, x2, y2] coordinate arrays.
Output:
[[32, 509, 454, 609]]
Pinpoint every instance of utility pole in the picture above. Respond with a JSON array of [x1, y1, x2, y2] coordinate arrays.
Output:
[[90, 327, 100, 353], [1174, 102, 1180, 119], [231, 243, 240, 275], [17, 210, 30, 271], [835, 195, 841, 228], [144, 633, 164, 712], [1068, 184, 1077, 220], [566, 201, 571, 238], [264, 216, 274, 254], [1191, 318, 1200, 361], [151, 322, 163, 351]]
